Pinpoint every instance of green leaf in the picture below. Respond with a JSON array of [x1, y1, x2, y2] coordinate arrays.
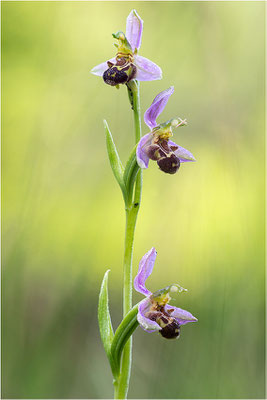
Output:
[[98, 270, 121, 379], [123, 145, 140, 205], [104, 120, 127, 201], [98, 269, 114, 355], [110, 303, 139, 372]]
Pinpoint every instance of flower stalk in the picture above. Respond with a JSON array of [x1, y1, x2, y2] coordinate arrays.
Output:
[[114, 80, 142, 399]]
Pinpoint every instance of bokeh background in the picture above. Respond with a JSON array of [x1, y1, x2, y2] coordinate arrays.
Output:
[[2, 1, 265, 399]]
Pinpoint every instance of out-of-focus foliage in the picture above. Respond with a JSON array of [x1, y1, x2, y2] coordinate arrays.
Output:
[[2, 1, 265, 399]]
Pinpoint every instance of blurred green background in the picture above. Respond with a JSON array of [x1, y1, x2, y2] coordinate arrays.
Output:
[[2, 1, 265, 399]]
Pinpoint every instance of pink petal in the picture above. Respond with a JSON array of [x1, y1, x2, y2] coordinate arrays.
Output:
[[134, 55, 162, 81], [136, 133, 153, 169], [126, 9, 143, 51], [137, 298, 161, 331], [144, 87, 174, 129], [134, 247, 157, 296], [169, 140, 196, 162], [91, 57, 116, 76], [166, 304, 198, 325]]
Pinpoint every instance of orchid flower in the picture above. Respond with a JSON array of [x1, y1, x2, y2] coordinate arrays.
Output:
[[136, 87, 196, 174], [134, 248, 197, 339], [91, 10, 162, 86]]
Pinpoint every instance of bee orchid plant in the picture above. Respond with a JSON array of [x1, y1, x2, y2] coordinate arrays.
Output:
[[92, 9, 197, 399]]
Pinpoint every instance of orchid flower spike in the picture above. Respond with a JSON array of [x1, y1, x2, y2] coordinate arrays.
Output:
[[136, 87, 196, 174], [91, 10, 162, 86], [134, 248, 197, 339]]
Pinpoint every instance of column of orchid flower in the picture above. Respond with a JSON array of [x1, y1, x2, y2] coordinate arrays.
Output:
[[92, 10, 197, 400]]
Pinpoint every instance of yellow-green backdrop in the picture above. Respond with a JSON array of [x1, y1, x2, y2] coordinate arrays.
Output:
[[2, 1, 265, 398]]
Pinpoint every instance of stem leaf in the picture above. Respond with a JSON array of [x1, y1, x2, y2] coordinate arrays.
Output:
[[123, 145, 140, 205], [111, 303, 139, 372], [104, 120, 127, 199], [98, 269, 114, 355]]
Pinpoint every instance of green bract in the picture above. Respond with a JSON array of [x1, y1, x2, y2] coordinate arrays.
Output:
[[104, 119, 140, 208], [98, 270, 139, 379]]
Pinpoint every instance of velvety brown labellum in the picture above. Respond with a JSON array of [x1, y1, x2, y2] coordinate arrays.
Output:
[[103, 63, 136, 86], [157, 154, 180, 174], [160, 320, 180, 339]]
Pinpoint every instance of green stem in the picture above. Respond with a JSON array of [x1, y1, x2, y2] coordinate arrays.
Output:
[[114, 81, 142, 399]]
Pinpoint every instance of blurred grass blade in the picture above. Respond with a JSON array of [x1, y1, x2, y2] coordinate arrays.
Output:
[[98, 269, 114, 355], [110, 303, 139, 372], [104, 120, 127, 200]]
